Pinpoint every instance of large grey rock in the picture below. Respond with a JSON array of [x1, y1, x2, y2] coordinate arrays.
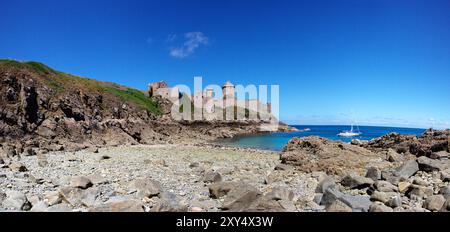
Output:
[[341, 173, 374, 189], [2, 190, 31, 211], [339, 194, 371, 212], [69, 176, 93, 189], [423, 195, 446, 211], [30, 201, 49, 212], [418, 156, 449, 172], [394, 160, 419, 179], [129, 178, 162, 198]]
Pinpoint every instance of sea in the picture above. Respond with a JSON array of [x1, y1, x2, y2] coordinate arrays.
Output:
[[217, 125, 426, 151]]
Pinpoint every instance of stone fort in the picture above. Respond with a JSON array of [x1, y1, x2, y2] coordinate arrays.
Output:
[[148, 80, 272, 115]]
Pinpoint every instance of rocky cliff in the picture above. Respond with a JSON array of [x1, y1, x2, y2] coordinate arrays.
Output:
[[0, 60, 271, 151]]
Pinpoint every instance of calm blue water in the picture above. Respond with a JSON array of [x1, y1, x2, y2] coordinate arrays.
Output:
[[217, 125, 426, 151]]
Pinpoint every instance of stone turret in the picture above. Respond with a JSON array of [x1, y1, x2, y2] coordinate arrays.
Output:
[[222, 81, 235, 99]]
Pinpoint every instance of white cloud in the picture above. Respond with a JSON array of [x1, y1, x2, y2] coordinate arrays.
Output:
[[169, 32, 208, 58]]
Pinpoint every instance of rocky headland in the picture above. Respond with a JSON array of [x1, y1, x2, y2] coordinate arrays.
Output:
[[1, 60, 449, 212]]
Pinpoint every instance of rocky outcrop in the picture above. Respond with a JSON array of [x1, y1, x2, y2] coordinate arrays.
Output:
[[280, 137, 389, 175]]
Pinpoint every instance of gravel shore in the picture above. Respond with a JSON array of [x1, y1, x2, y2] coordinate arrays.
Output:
[[1, 144, 320, 212]]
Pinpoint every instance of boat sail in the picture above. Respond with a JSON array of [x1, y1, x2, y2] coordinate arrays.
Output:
[[337, 124, 361, 137]]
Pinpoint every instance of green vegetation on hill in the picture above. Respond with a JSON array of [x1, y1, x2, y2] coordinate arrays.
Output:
[[0, 59, 162, 115]]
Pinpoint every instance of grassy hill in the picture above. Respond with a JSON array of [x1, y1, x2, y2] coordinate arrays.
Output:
[[0, 59, 162, 115]]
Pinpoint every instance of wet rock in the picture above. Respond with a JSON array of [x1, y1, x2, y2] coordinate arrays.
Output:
[[9, 162, 27, 172], [70, 176, 93, 189], [341, 173, 374, 189], [369, 202, 394, 212], [365, 167, 382, 181], [423, 195, 446, 211], [202, 171, 222, 183], [2, 190, 31, 211], [326, 199, 352, 212], [129, 178, 163, 198]]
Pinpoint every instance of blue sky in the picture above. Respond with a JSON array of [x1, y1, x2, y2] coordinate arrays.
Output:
[[1, 0, 449, 129]]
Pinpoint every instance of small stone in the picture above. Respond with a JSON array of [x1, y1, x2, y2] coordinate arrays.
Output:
[[365, 167, 382, 181], [369, 202, 394, 212], [326, 199, 352, 212], [439, 186, 450, 198], [70, 176, 93, 189], [387, 149, 403, 162], [202, 171, 222, 183], [264, 187, 294, 201], [97, 155, 111, 161], [87, 174, 108, 185], [44, 191, 62, 206], [222, 185, 262, 212], [398, 182, 411, 193], [374, 181, 398, 192], [129, 179, 162, 198], [315, 176, 336, 193], [9, 162, 27, 172], [2, 190, 31, 211], [274, 163, 294, 171], [407, 185, 434, 199], [37, 153, 48, 167], [385, 195, 402, 208], [341, 173, 374, 189], [190, 206, 204, 212], [313, 194, 323, 205], [89, 197, 144, 212], [24, 147, 37, 156], [412, 177, 428, 186], [440, 169, 450, 182], [189, 162, 200, 168], [423, 195, 446, 211]]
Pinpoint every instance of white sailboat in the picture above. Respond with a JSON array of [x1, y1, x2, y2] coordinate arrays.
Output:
[[337, 124, 361, 137]]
